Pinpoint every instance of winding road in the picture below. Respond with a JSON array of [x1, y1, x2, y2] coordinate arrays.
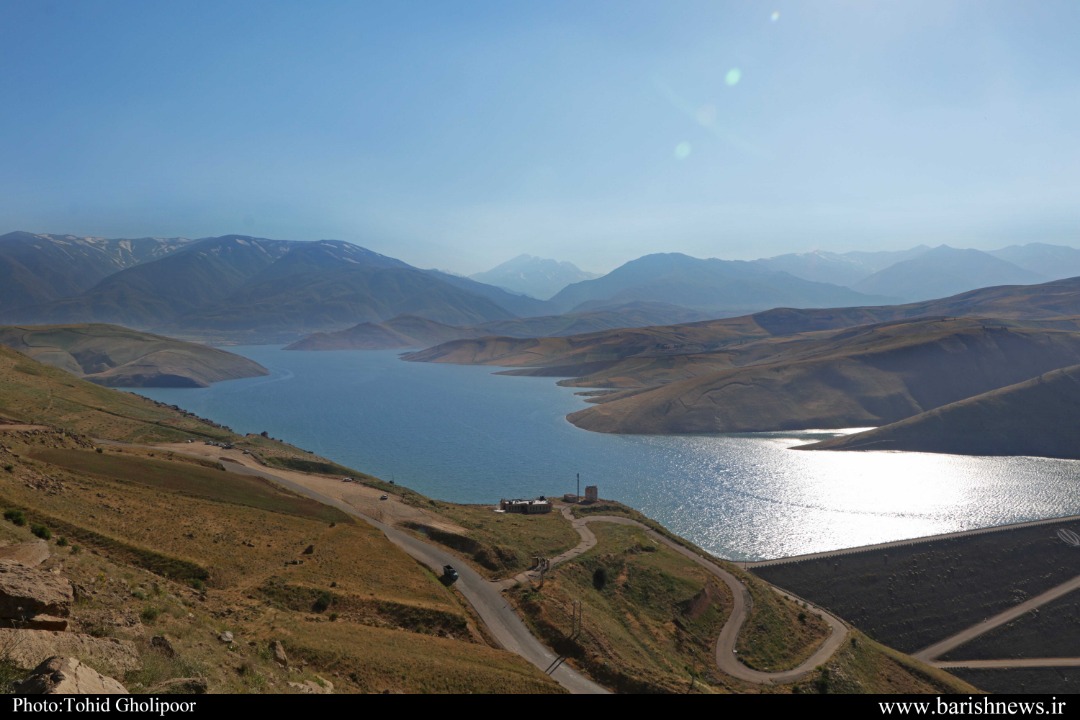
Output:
[[148, 443, 850, 692], [506, 506, 849, 684]]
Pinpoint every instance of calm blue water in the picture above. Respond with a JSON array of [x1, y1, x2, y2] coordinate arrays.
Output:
[[130, 347, 1080, 561]]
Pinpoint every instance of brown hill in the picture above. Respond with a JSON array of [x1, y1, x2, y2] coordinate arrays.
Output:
[[800, 364, 1080, 459], [0, 324, 267, 388], [285, 316, 471, 351], [407, 276, 1080, 377], [566, 320, 1080, 434]]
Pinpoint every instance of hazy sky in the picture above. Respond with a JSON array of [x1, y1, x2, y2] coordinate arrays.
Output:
[[3, 1, 1079, 274]]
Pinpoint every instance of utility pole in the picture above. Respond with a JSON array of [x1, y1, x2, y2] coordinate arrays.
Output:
[[576, 473, 580, 501]]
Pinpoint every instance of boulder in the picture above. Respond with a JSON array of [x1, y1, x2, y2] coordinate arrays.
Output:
[[270, 639, 288, 667], [0, 629, 140, 674], [15, 656, 127, 694], [17, 615, 68, 631], [0, 560, 73, 622], [0, 541, 50, 567]]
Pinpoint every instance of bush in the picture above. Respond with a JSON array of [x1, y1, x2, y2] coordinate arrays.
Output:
[[3, 509, 25, 526], [313, 591, 332, 613], [56, 537, 68, 547], [140, 606, 162, 624], [2, 465, 12, 473], [30, 524, 51, 540], [593, 566, 608, 591]]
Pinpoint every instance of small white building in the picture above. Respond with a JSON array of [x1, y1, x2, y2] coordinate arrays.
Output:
[[498, 497, 553, 515]]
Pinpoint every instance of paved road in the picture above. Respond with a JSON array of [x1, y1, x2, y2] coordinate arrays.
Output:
[[184, 453, 608, 694]]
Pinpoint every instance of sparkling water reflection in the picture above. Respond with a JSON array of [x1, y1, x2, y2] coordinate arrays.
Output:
[[130, 348, 1080, 561]]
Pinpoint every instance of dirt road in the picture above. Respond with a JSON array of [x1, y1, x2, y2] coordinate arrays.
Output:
[[156, 444, 607, 694]]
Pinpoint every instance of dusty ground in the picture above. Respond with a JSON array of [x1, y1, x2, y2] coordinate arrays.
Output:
[[155, 443, 467, 535]]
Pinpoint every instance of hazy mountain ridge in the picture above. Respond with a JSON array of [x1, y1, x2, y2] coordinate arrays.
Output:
[[988, 242, 1080, 280], [8, 235, 533, 341], [548, 252, 888, 314], [0, 232, 193, 312], [469, 254, 599, 300], [751, 246, 932, 287], [850, 246, 1046, 301]]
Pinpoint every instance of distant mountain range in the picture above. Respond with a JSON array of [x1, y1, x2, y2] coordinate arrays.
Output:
[[850, 245, 1045, 301], [3, 234, 536, 342], [4, 231, 1080, 346], [469, 254, 598, 300], [407, 274, 1080, 454], [751, 246, 931, 287], [547, 252, 888, 314], [0, 232, 192, 311]]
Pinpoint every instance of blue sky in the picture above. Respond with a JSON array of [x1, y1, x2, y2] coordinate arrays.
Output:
[[2, 1, 1079, 273]]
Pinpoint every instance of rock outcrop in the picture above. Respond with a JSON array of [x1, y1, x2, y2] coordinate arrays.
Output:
[[0, 560, 73, 629], [0, 541, 50, 568], [0, 629, 140, 674], [15, 656, 127, 694]]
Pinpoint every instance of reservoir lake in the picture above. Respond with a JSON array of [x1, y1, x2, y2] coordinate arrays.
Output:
[[130, 347, 1080, 561]]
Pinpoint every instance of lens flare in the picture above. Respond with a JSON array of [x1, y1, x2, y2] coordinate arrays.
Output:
[[674, 142, 692, 160], [771, 11, 780, 22], [725, 68, 741, 86]]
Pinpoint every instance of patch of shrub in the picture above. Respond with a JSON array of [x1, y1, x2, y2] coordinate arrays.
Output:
[[30, 524, 51, 540], [313, 591, 332, 613], [3, 509, 25, 526], [140, 606, 162, 624], [593, 566, 608, 591]]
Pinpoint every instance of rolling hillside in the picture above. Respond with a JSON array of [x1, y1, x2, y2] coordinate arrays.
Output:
[[409, 277, 1080, 438], [0, 324, 268, 388], [566, 320, 1080, 434], [801, 364, 1080, 459], [286, 303, 713, 351]]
